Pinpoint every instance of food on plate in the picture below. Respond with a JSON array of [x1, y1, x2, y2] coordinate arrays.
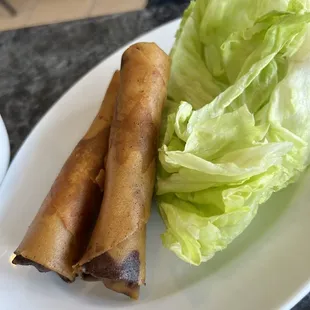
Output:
[[11, 41, 170, 299], [77, 42, 170, 299], [157, 0, 310, 265], [12, 71, 120, 282]]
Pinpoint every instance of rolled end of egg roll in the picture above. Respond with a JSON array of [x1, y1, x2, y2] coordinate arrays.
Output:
[[12, 71, 120, 282], [77, 42, 170, 298], [81, 227, 145, 298]]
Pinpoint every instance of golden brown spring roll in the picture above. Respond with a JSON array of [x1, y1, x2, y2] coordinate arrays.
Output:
[[77, 43, 170, 298], [12, 71, 120, 282]]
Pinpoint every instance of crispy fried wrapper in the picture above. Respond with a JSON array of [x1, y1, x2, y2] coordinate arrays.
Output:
[[77, 43, 170, 298], [12, 71, 120, 282]]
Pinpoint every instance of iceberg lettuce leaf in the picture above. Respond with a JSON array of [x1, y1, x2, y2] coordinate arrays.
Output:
[[157, 0, 310, 265]]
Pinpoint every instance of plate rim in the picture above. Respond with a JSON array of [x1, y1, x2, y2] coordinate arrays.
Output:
[[0, 115, 10, 185]]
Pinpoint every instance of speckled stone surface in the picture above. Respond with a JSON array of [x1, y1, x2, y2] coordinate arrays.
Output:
[[0, 3, 186, 157], [0, 2, 309, 309]]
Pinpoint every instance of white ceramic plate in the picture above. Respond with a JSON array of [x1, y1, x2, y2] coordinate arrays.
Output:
[[1, 19, 310, 310], [0, 115, 10, 185]]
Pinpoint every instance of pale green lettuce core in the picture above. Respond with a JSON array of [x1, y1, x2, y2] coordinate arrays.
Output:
[[156, 0, 310, 265]]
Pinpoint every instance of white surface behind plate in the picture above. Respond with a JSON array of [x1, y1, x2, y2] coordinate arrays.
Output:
[[0, 19, 310, 310]]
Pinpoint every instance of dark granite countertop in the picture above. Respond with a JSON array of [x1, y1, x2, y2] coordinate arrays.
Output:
[[0, 2, 309, 309], [0, 2, 187, 157]]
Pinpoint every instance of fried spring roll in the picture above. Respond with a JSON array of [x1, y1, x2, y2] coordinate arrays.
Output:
[[12, 71, 120, 282], [77, 43, 170, 298]]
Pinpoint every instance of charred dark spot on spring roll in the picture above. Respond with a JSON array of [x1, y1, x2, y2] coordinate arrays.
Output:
[[79, 227, 146, 299], [81, 250, 140, 283], [77, 43, 170, 299], [12, 71, 120, 282], [12, 255, 72, 283], [12, 255, 50, 273]]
